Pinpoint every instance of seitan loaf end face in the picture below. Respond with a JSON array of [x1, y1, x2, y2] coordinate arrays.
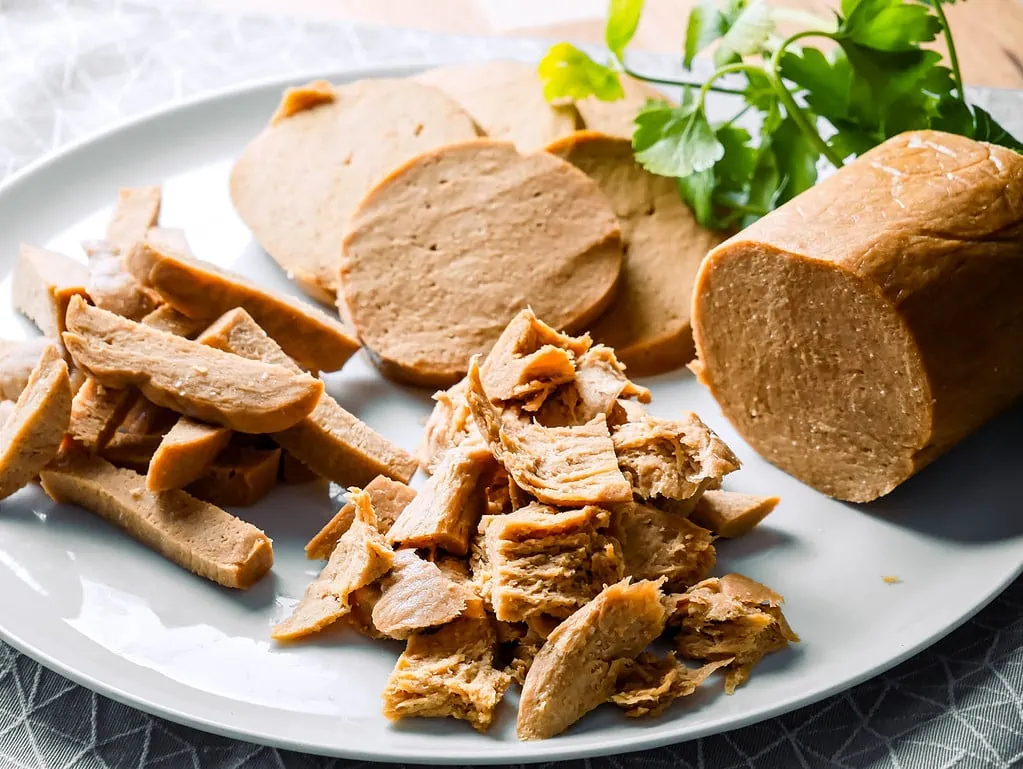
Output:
[[692, 130, 1023, 503], [340, 140, 623, 387]]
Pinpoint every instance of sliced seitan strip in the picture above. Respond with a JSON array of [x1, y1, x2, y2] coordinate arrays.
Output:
[[339, 140, 623, 387], [610, 653, 731, 717], [306, 474, 416, 559], [547, 132, 725, 374], [196, 308, 416, 485], [137, 304, 207, 338], [39, 453, 272, 589], [386, 440, 494, 555], [128, 242, 359, 372], [279, 451, 321, 484], [144, 226, 193, 256], [146, 417, 232, 492], [690, 490, 779, 538], [479, 503, 624, 622], [83, 240, 159, 321], [106, 186, 161, 253], [418, 377, 472, 474], [371, 549, 474, 639], [13, 244, 89, 339], [517, 578, 667, 740], [618, 502, 716, 592], [272, 487, 394, 640], [382, 615, 511, 733], [0, 346, 71, 500], [415, 60, 579, 151], [479, 307, 591, 409], [62, 297, 323, 433], [671, 573, 798, 694], [467, 358, 632, 506], [187, 445, 281, 507], [101, 396, 178, 471], [0, 338, 57, 401], [613, 413, 739, 501], [538, 344, 650, 427], [232, 78, 479, 304], [66, 378, 137, 451]]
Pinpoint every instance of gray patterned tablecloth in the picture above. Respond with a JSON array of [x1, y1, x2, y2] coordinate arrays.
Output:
[[2, 1, 1023, 767]]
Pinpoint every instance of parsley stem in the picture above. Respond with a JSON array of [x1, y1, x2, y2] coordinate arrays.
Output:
[[620, 63, 746, 96], [932, 1, 964, 98], [722, 104, 753, 128], [696, 63, 764, 109]]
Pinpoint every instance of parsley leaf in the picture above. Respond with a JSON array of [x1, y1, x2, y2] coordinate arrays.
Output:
[[770, 115, 819, 202], [714, 2, 775, 67], [606, 0, 646, 60], [971, 107, 1023, 153], [683, 1, 728, 69], [537, 43, 624, 102], [840, 0, 941, 52], [632, 99, 724, 178]]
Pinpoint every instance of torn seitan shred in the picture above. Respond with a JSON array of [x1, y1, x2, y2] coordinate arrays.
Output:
[[306, 474, 416, 559], [517, 578, 667, 740], [13, 244, 89, 339], [382, 615, 511, 732], [618, 502, 716, 592], [272, 487, 394, 640], [0, 345, 71, 500], [0, 338, 56, 401], [610, 653, 731, 718], [613, 412, 740, 502], [61, 297, 323, 433], [670, 573, 798, 694], [197, 308, 417, 486], [539, 344, 651, 428], [371, 549, 475, 639], [690, 490, 779, 538], [478, 503, 624, 622], [418, 377, 473, 474], [106, 186, 162, 253], [39, 453, 272, 589], [127, 241, 360, 372], [187, 444, 282, 507], [467, 357, 631, 506], [387, 438, 493, 555], [146, 417, 233, 492]]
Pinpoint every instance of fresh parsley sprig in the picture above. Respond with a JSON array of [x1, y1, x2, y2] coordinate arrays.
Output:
[[538, 0, 1023, 230]]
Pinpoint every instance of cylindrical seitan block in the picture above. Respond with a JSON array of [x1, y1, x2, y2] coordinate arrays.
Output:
[[692, 130, 1023, 502]]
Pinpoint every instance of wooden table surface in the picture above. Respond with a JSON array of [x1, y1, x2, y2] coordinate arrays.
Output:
[[210, 0, 1023, 88]]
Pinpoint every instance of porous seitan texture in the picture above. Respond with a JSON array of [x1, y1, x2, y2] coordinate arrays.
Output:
[[306, 475, 415, 559], [0, 339, 58, 401], [538, 344, 650, 428], [690, 490, 779, 538], [418, 377, 473, 474], [106, 186, 161, 253], [517, 578, 667, 740], [39, 453, 272, 589], [232, 78, 478, 304], [415, 60, 578, 152], [62, 297, 323, 433], [610, 652, 730, 717], [386, 439, 494, 555], [146, 417, 233, 492], [371, 549, 475, 639], [339, 140, 622, 387], [613, 413, 739, 501], [671, 573, 798, 694], [0, 345, 71, 500], [128, 242, 360, 372], [477, 503, 624, 622], [467, 358, 632, 506], [618, 502, 716, 591], [13, 244, 89, 340], [84, 240, 159, 321], [187, 445, 282, 507], [382, 615, 511, 733], [272, 488, 394, 640]]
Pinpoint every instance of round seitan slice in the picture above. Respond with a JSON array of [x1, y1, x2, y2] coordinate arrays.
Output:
[[230, 78, 479, 304], [414, 60, 579, 152], [547, 131, 725, 375], [691, 130, 1023, 503], [339, 139, 623, 387]]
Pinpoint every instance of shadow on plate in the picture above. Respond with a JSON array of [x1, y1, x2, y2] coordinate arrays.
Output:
[[716, 525, 802, 568]]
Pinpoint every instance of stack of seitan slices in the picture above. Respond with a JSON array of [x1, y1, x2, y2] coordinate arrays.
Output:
[[279, 308, 796, 739], [4, 186, 417, 591]]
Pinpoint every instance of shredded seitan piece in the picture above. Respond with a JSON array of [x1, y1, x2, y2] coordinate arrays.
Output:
[[382, 616, 511, 733], [610, 652, 731, 717], [386, 439, 494, 555], [613, 412, 739, 501], [83, 240, 160, 321], [272, 488, 394, 640], [39, 453, 272, 589], [347, 584, 386, 638], [106, 186, 161, 253], [371, 549, 475, 639], [539, 344, 650, 428], [517, 578, 667, 740], [478, 503, 624, 622], [690, 490, 779, 538], [187, 445, 281, 507], [0, 338, 56, 401], [418, 377, 473, 474], [671, 573, 798, 694], [504, 623, 547, 686], [13, 244, 89, 339], [306, 474, 416, 559], [0, 346, 71, 500], [618, 502, 716, 591], [467, 357, 632, 506]]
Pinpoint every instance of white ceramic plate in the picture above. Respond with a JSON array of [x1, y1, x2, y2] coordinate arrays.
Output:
[[1, 62, 1022, 764]]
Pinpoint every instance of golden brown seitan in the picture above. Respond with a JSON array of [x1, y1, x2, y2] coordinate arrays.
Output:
[[610, 653, 730, 717], [690, 490, 779, 538], [187, 445, 281, 507], [306, 474, 416, 559], [371, 549, 475, 639], [618, 502, 716, 591], [13, 244, 89, 340], [106, 186, 161, 253], [146, 417, 233, 492], [0, 338, 58, 401]]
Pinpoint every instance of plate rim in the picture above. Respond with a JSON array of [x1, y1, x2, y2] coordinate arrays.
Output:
[[0, 59, 1020, 764]]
